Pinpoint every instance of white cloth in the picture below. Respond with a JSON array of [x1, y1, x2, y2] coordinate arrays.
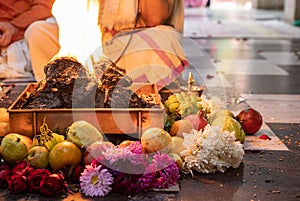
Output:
[[0, 40, 33, 78]]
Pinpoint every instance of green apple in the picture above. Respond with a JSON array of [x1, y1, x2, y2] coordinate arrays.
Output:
[[0, 133, 32, 164], [26, 146, 49, 169]]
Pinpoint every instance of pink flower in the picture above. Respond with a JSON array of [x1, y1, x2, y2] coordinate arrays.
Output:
[[80, 164, 113, 197]]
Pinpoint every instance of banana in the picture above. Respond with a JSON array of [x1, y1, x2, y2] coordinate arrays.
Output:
[[179, 102, 192, 110], [52, 133, 65, 144], [180, 91, 187, 99], [169, 102, 180, 113], [44, 137, 57, 151], [167, 94, 178, 103], [189, 93, 198, 104], [175, 93, 185, 103], [164, 100, 171, 108], [34, 117, 65, 151]]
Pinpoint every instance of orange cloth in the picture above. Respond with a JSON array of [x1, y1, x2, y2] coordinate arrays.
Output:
[[0, 0, 54, 44]]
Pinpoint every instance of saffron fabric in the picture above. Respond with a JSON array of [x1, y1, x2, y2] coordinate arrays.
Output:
[[0, 0, 54, 44]]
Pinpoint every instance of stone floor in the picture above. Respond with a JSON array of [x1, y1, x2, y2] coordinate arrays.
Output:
[[1, 3, 300, 201]]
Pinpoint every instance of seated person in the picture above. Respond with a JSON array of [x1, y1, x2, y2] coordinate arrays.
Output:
[[0, 0, 54, 78], [26, 0, 187, 89]]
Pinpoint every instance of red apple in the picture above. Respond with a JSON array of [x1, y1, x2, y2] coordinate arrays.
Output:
[[236, 108, 263, 135], [84, 141, 115, 165], [184, 110, 208, 131]]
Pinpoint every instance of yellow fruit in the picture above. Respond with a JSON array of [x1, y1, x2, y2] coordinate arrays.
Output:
[[169, 136, 185, 156], [0, 108, 9, 123], [49, 141, 82, 171], [26, 146, 49, 169], [0, 133, 32, 164], [169, 120, 194, 138], [168, 153, 183, 171], [67, 121, 103, 148], [211, 116, 245, 143], [118, 140, 135, 148], [141, 127, 172, 154], [209, 109, 235, 124], [0, 122, 10, 137]]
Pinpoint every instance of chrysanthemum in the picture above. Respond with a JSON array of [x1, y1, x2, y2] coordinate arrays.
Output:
[[141, 152, 180, 190], [80, 164, 113, 197], [102, 146, 147, 174]]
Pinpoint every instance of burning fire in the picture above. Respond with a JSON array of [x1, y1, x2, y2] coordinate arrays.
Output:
[[51, 0, 103, 71]]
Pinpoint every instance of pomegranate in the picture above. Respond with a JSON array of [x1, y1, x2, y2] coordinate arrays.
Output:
[[184, 110, 208, 131], [236, 108, 263, 135]]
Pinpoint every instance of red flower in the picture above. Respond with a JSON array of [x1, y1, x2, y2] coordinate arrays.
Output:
[[40, 173, 68, 197], [0, 165, 11, 188], [7, 175, 28, 193], [69, 165, 85, 184], [28, 169, 51, 192], [12, 161, 34, 177]]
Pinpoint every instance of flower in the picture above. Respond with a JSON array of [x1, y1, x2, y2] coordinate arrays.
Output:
[[69, 165, 85, 184], [11, 161, 33, 177], [80, 164, 113, 197], [102, 146, 147, 174], [181, 125, 244, 173], [7, 175, 28, 193], [40, 173, 68, 197], [141, 152, 180, 190], [121, 141, 143, 154], [110, 171, 143, 194], [27, 168, 51, 192], [0, 165, 11, 188]]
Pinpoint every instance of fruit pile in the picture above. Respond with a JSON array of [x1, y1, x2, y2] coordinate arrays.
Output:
[[0, 108, 10, 137], [163, 91, 264, 144], [0, 117, 182, 197], [0, 91, 264, 197]]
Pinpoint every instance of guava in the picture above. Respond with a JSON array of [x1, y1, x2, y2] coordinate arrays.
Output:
[[26, 146, 49, 169], [141, 127, 172, 154], [211, 116, 245, 143], [0, 133, 32, 164], [66, 121, 103, 148]]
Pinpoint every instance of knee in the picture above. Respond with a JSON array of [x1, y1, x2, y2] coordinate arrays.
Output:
[[24, 21, 46, 41]]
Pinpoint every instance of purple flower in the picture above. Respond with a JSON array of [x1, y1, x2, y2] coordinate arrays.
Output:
[[122, 141, 143, 154], [141, 152, 180, 190], [80, 164, 113, 197], [102, 146, 147, 174]]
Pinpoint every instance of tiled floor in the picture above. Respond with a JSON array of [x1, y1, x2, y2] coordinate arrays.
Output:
[[1, 3, 300, 201], [179, 4, 300, 201]]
